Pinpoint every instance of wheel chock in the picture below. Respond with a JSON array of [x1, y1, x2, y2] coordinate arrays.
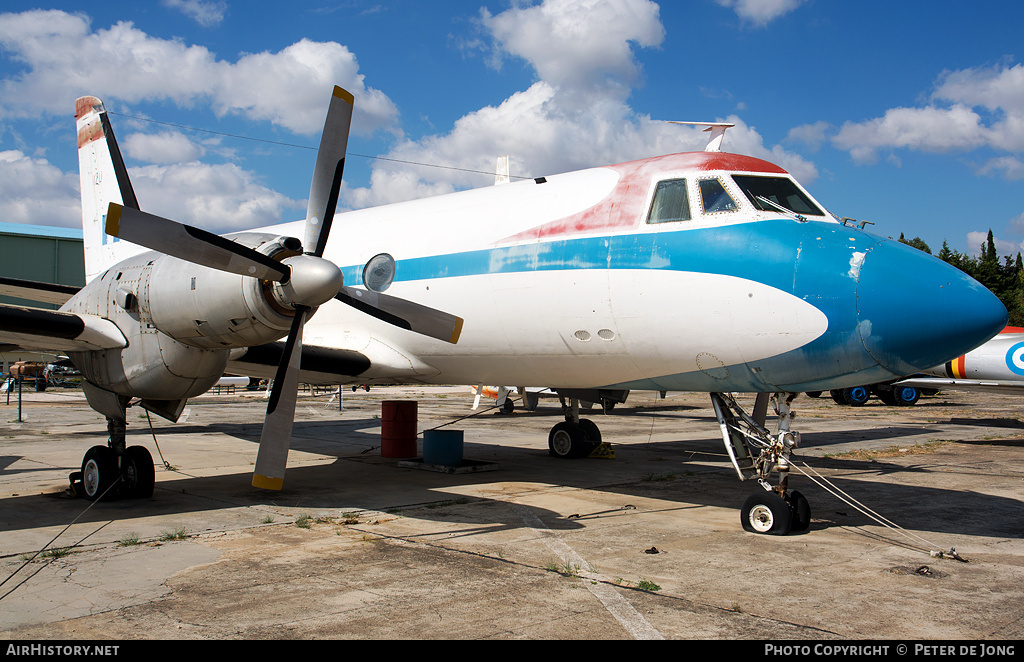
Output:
[[588, 442, 615, 459]]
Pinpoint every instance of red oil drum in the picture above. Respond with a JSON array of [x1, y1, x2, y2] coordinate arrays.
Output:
[[381, 400, 418, 458]]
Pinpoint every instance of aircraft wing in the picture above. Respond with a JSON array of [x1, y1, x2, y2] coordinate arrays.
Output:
[[0, 303, 126, 353], [893, 376, 1024, 395], [0, 276, 80, 306], [227, 342, 371, 385]]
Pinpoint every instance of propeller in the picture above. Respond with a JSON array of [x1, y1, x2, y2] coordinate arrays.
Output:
[[251, 85, 354, 491], [104, 86, 464, 492]]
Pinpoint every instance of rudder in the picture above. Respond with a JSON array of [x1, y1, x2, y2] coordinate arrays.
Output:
[[76, 97, 140, 282]]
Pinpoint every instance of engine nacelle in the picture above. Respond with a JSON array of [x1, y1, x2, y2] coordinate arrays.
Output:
[[64, 233, 306, 401], [146, 233, 302, 349]]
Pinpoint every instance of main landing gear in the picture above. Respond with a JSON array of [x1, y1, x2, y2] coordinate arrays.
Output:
[[547, 395, 604, 459], [711, 392, 811, 535], [70, 415, 156, 501]]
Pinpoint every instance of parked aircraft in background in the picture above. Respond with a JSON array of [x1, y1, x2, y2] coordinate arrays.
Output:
[[894, 326, 1024, 395], [0, 86, 1008, 535], [470, 385, 627, 414]]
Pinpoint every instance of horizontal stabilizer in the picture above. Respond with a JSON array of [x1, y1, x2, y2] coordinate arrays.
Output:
[[0, 277, 80, 306]]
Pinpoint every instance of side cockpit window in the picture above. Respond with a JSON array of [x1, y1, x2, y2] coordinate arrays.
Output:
[[647, 179, 691, 224], [731, 175, 825, 216], [698, 178, 738, 214]]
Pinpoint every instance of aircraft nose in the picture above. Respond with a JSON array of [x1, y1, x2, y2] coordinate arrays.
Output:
[[856, 239, 1007, 376]]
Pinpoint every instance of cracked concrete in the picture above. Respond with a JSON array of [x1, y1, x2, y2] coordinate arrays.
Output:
[[1, 386, 1023, 639]]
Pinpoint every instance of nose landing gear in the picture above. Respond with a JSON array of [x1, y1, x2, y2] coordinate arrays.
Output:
[[712, 392, 811, 535]]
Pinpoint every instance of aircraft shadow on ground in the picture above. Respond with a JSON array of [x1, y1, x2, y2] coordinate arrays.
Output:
[[1, 417, 1021, 543]]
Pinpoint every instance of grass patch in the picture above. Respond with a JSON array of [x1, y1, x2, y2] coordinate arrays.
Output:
[[546, 560, 583, 578], [294, 514, 313, 529], [158, 526, 189, 541], [260, 515, 275, 524], [118, 532, 141, 547], [41, 546, 72, 559], [637, 578, 662, 592]]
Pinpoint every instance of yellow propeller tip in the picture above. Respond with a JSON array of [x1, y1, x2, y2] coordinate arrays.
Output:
[[105, 203, 122, 237], [333, 86, 354, 106], [252, 474, 284, 491], [450, 317, 465, 344]]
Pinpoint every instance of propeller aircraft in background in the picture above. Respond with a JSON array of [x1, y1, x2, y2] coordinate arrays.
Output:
[[0, 86, 1008, 535]]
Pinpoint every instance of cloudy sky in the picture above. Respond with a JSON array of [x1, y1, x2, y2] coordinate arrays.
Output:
[[1, 0, 1022, 258]]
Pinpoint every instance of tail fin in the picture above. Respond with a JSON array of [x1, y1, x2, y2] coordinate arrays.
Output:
[[76, 97, 140, 282]]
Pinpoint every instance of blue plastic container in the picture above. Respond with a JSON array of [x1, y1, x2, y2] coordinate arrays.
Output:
[[423, 429, 464, 466]]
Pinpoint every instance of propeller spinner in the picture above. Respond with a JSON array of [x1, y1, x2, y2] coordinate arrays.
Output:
[[104, 86, 464, 491]]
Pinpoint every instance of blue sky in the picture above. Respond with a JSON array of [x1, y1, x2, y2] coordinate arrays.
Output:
[[1, 0, 1022, 258]]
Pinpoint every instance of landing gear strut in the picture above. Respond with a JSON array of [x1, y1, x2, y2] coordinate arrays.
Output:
[[71, 411, 156, 501], [547, 395, 602, 458], [712, 392, 811, 535]]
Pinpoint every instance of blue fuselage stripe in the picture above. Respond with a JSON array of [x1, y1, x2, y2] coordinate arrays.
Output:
[[343, 219, 877, 297]]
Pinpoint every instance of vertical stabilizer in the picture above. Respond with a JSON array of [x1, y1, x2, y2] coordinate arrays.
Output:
[[76, 97, 139, 282]]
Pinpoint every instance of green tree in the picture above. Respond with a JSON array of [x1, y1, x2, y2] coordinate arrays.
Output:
[[931, 229, 1024, 326], [898, 233, 932, 254]]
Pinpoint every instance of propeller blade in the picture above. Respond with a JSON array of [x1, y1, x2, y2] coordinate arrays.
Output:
[[252, 306, 307, 490], [106, 203, 290, 282], [304, 86, 354, 258], [335, 286, 464, 344]]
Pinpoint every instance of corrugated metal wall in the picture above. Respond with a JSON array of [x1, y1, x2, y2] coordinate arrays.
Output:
[[0, 223, 84, 310]]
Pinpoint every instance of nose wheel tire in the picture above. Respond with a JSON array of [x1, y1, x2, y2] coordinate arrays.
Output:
[[741, 491, 792, 535]]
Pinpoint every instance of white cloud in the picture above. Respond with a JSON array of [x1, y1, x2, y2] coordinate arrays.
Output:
[[131, 162, 304, 231], [0, 150, 81, 227], [0, 149, 303, 233], [976, 155, 1024, 180], [123, 131, 205, 164], [714, 0, 806, 27], [833, 104, 989, 164], [786, 121, 831, 152], [480, 0, 665, 92], [831, 63, 1024, 163], [161, 0, 227, 27], [347, 0, 814, 207], [0, 10, 398, 136], [966, 229, 1023, 260], [1008, 211, 1024, 235]]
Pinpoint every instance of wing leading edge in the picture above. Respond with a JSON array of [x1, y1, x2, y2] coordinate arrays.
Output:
[[0, 303, 126, 353]]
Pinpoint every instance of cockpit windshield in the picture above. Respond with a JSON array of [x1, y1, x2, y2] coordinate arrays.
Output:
[[731, 175, 825, 216]]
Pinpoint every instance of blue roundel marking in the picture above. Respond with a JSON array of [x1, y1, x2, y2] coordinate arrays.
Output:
[[1005, 342, 1024, 376]]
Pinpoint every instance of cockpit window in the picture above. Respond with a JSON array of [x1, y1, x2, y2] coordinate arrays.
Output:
[[647, 178, 691, 224], [731, 175, 825, 216], [698, 178, 738, 214]]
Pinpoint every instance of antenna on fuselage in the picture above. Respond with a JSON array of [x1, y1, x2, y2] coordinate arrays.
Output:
[[495, 155, 510, 185], [666, 121, 736, 152]]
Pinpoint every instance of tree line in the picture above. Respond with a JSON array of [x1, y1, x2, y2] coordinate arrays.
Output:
[[898, 231, 1024, 326]]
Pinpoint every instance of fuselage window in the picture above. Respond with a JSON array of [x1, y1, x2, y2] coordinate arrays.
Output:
[[647, 179, 691, 224], [698, 178, 738, 214], [731, 175, 825, 216]]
